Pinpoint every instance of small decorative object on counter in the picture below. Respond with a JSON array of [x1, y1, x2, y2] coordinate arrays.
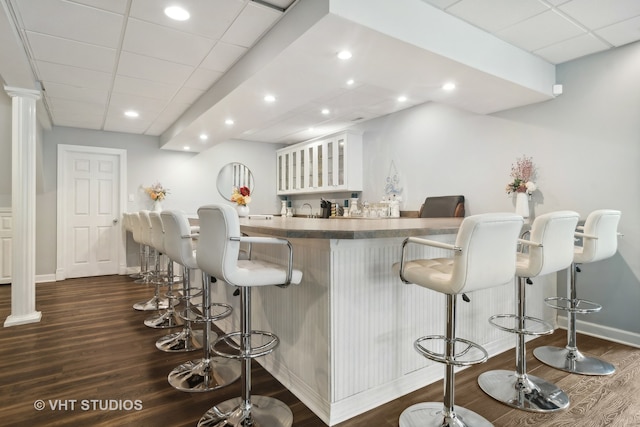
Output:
[[145, 181, 169, 211], [505, 155, 537, 218], [280, 200, 287, 216], [231, 185, 251, 217]]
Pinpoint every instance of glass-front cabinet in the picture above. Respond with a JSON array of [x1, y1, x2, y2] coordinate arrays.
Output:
[[276, 131, 362, 195]]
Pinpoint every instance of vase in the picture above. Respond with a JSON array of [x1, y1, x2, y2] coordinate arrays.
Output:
[[153, 200, 162, 212], [236, 204, 249, 217], [515, 192, 529, 218]]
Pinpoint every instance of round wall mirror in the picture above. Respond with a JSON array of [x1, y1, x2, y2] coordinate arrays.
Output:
[[216, 162, 254, 201]]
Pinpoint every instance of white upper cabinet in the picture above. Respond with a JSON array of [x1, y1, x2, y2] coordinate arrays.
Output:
[[277, 131, 363, 195]]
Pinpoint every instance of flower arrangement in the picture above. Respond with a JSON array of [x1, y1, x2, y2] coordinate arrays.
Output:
[[231, 186, 251, 206], [145, 182, 169, 201], [505, 155, 537, 195]]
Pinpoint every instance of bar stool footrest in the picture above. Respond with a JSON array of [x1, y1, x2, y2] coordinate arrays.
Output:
[[414, 335, 488, 366], [543, 296, 602, 314], [188, 302, 233, 324], [212, 331, 279, 359], [489, 314, 554, 336]]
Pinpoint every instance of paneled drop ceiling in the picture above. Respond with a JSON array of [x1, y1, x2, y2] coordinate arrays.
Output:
[[1, 0, 639, 152]]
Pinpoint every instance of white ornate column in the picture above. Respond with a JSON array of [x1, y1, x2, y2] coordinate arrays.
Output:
[[4, 86, 41, 327]]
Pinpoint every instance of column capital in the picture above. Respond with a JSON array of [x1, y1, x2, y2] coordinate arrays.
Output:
[[4, 85, 41, 100]]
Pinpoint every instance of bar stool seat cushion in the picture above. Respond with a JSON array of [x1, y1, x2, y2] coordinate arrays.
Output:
[[396, 213, 524, 295]]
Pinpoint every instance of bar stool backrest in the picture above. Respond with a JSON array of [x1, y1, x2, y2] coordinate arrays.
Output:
[[122, 212, 131, 232], [139, 210, 153, 247], [519, 211, 580, 278], [449, 213, 523, 294], [149, 211, 165, 253], [161, 210, 197, 269], [196, 204, 243, 285], [575, 209, 621, 264], [129, 212, 142, 244]]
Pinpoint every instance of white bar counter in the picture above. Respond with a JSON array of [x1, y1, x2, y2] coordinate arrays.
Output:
[[207, 216, 555, 425]]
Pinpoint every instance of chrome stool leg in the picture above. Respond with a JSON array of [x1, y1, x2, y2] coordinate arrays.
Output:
[[198, 286, 292, 427], [144, 255, 182, 329], [534, 263, 615, 375], [478, 278, 570, 412], [168, 274, 241, 392], [156, 266, 203, 352], [400, 294, 492, 427], [133, 247, 169, 311]]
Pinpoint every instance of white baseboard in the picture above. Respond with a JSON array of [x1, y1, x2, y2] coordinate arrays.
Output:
[[557, 315, 640, 348], [36, 274, 56, 283]]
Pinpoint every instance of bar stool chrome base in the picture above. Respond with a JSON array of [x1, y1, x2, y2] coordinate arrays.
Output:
[[144, 309, 183, 329], [399, 402, 492, 427], [133, 296, 168, 311], [168, 356, 241, 392], [477, 370, 569, 412], [156, 328, 203, 352], [533, 346, 615, 376], [197, 395, 293, 427]]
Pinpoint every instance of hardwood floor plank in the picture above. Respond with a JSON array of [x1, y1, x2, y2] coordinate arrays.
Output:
[[0, 277, 638, 426]]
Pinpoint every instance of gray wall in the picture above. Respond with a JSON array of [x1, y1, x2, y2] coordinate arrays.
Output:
[[352, 41, 640, 338]]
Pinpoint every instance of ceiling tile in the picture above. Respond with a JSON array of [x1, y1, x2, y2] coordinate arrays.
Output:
[[103, 111, 153, 134], [26, 31, 116, 73], [129, 0, 245, 40], [172, 86, 205, 105], [16, 0, 124, 48], [221, 2, 282, 47], [182, 68, 223, 91], [446, 0, 548, 33], [122, 18, 216, 67], [534, 33, 610, 63], [108, 92, 168, 116], [497, 9, 586, 51], [596, 16, 640, 46], [47, 96, 106, 117], [117, 51, 194, 85], [200, 41, 247, 72], [558, 0, 640, 29], [41, 81, 108, 104], [35, 61, 112, 90], [67, 0, 129, 14], [112, 75, 179, 100]]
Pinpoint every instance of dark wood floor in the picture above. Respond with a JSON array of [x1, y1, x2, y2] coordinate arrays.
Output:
[[0, 275, 638, 426]]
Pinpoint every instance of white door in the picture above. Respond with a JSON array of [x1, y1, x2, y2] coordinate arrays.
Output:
[[57, 145, 126, 279]]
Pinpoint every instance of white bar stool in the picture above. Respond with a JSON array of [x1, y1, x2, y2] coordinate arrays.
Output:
[[534, 209, 621, 376], [156, 210, 204, 352], [478, 211, 579, 412], [132, 210, 169, 311], [394, 213, 523, 427], [143, 211, 183, 329], [196, 204, 303, 427]]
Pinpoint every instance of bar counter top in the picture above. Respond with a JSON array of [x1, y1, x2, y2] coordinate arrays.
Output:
[[238, 216, 463, 239]]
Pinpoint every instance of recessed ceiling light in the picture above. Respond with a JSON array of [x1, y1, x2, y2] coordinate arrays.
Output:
[[346, 79, 354, 85], [264, 94, 276, 103], [337, 50, 352, 60], [124, 110, 139, 118], [308, 127, 314, 132], [442, 82, 456, 91], [321, 108, 330, 115], [183, 146, 190, 151], [225, 119, 234, 125], [164, 6, 190, 21], [397, 96, 407, 102], [199, 134, 208, 141]]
